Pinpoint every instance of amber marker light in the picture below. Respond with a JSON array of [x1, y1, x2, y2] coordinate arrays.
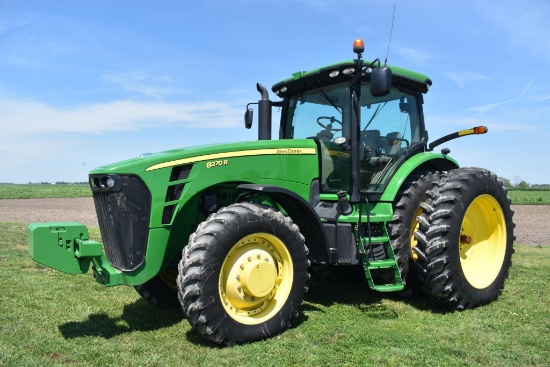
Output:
[[353, 38, 365, 54], [474, 126, 488, 134]]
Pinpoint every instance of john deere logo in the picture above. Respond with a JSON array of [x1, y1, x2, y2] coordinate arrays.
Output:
[[276, 148, 303, 155]]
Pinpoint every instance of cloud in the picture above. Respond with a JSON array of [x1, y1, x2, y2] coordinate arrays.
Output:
[[466, 100, 514, 114], [0, 14, 31, 36], [0, 96, 243, 139], [445, 71, 491, 88], [392, 44, 435, 64], [101, 72, 185, 100], [475, 0, 550, 63], [531, 94, 550, 102], [427, 111, 536, 133], [0, 95, 250, 182]]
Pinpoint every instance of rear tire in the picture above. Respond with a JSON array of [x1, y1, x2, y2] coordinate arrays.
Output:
[[388, 170, 440, 293], [177, 202, 309, 345], [414, 168, 515, 309]]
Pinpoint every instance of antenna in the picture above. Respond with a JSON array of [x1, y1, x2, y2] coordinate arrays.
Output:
[[384, 3, 396, 65]]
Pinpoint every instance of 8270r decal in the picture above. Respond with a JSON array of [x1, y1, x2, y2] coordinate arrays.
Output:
[[206, 160, 228, 168]]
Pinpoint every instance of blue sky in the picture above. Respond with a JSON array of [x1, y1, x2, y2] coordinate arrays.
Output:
[[1, 0, 549, 184]]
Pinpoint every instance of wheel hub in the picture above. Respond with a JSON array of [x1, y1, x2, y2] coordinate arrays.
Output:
[[219, 233, 293, 325], [240, 259, 277, 297]]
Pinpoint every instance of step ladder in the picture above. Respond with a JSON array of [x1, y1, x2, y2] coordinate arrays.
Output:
[[359, 235, 404, 292]]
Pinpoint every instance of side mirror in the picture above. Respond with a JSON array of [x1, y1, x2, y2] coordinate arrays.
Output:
[[244, 108, 253, 129], [370, 66, 392, 97]]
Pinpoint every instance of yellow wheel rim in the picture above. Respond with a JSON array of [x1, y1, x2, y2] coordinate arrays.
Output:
[[159, 267, 178, 290], [410, 207, 422, 261], [459, 194, 507, 289], [219, 233, 293, 325]]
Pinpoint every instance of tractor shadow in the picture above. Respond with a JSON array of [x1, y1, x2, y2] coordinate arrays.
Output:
[[303, 265, 442, 319], [58, 268, 445, 343], [59, 299, 184, 339]]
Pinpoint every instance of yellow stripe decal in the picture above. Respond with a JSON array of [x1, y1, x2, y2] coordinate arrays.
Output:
[[146, 147, 317, 171]]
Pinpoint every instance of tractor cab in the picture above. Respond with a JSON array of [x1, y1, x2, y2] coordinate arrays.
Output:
[[247, 39, 433, 201], [279, 80, 424, 195]]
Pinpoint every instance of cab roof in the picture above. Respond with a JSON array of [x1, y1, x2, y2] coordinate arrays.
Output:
[[271, 59, 432, 98]]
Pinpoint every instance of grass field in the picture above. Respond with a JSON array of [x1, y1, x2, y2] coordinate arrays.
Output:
[[508, 189, 550, 205], [0, 184, 91, 199], [0, 222, 548, 366], [1, 184, 550, 205]]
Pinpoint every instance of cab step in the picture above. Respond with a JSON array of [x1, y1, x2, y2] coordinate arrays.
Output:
[[359, 238, 404, 292], [363, 258, 404, 292]]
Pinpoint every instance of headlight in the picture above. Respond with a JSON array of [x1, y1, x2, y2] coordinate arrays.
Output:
[[90, 174, 122, 192]]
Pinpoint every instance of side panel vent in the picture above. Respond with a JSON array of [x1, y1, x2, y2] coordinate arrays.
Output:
[[162, 204, 177, 224], [166, 183, 185, 202], [170, 164, 192, 182]]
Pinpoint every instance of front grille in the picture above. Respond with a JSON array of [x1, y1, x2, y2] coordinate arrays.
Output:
[[92, 175, 151, 272]]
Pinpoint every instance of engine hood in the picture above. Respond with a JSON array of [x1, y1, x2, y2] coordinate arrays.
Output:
[[88, 139, 319, 175]]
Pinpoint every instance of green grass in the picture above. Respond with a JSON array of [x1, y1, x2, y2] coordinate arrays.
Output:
[[1, 222, 548, 366], [0, 184, 91, 199], [508, 189, 550, 205]]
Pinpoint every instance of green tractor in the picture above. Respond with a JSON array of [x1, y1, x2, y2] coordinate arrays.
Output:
[[28, 39, 515, 345]]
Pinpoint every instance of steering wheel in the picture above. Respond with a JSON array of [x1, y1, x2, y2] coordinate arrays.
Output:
[[315, 116, 342, 142], [317, 116, 342, 131]]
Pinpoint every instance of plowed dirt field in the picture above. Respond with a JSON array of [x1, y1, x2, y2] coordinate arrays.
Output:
[[0, 198, 548, 246]]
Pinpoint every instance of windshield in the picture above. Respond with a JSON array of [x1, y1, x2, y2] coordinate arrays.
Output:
[[284, 82, 422, 193]]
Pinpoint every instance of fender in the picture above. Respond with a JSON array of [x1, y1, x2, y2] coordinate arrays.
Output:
[[380, 153, 459, 202], [237, 184, 331, 264]]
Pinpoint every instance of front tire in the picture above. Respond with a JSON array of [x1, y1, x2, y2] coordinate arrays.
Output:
[[414, 168, 515, 309], [134, 266, 180, 309], [177, 202, 309, 345]]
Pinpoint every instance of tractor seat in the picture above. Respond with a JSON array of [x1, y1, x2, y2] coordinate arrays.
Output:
[[360, 129, 382, 160], [385, 132, 403, 157]]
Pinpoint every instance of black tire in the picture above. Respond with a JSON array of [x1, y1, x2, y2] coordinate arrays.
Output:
[[134, 266, 180, 309], [177, 202, 310, 345], [414, 168, 515, 309], [387, 170, 441, 293]]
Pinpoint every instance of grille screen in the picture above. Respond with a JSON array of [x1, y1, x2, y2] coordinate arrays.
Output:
[[92, 175, 151, 272]]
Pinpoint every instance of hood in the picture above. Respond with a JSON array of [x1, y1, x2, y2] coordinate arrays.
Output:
[[88, 139, 319, 175]]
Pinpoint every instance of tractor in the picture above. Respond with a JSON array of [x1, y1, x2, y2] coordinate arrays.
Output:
[[28, 39, 515, 346]]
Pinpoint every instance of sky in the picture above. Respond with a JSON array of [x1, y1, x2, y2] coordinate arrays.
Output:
[[1, 0, 549, 184]]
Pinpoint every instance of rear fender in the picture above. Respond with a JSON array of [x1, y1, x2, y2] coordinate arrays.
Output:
[[380, 154, 459, 202]]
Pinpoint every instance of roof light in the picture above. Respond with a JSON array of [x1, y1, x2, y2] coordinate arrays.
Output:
[[353, 38, 365, 54], [343, 67, 355, 75], [329, 70, 340, 77]]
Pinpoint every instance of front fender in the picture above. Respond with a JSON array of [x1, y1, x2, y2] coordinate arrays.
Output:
[[237, 184, 331, 264]]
